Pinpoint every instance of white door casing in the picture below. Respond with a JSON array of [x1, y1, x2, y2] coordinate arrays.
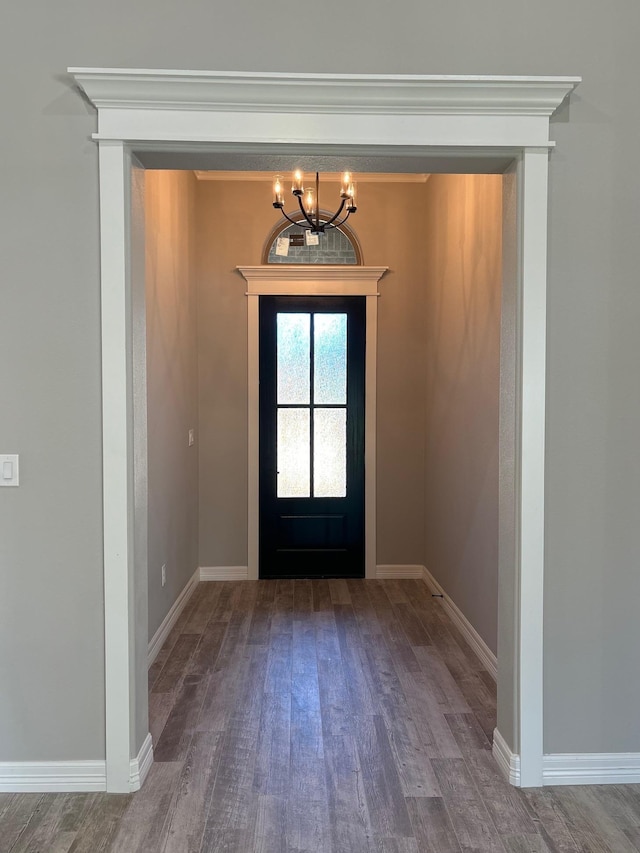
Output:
[[69, 68, 580, 792], [238, 264, 387, 583]]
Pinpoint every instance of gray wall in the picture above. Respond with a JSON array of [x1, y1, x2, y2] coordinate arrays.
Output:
[[2, 0, 639, 761], [497, 167, 519, 746], [196, 178, 429, 569], [422, 174, 502, 656], [145, 171, 199, 641]]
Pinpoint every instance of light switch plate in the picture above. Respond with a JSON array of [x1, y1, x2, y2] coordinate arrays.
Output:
[[0, 454, 19, 486], [188, 429, 195, 447]]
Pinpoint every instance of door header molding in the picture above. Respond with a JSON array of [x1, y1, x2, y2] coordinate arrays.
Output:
[[70, 68, 579, 117], [69, 68, 580, 148], [237, 265, 388, 296]]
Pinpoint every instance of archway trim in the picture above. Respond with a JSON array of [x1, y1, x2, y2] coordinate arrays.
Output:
[[68, 67, 580, 794]]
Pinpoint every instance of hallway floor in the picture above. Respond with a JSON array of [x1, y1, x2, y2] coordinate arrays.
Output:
[[3, 579, 640, 852]]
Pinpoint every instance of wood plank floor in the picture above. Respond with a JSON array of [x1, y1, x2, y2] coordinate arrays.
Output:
[[3, 579, 640, 852]]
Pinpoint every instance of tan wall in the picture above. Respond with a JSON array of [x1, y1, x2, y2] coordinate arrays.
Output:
[[422, 174, 503, 654], [196, 178, 430, 568], [145, 170, 199, 639]]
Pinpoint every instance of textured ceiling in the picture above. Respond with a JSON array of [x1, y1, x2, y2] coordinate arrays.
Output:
[[136, 143, 513, 174]]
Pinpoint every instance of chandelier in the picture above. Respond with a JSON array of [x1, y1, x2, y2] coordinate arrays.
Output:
[[272, 171, 357, 234]]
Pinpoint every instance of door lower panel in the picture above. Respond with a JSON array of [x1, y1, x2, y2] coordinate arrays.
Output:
[[278, 514, 346, 548]]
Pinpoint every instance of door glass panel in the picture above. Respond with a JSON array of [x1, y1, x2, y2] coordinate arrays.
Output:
[[277, 313, 310, 404], [277, 408, 310, 497], [314, 408, 347, 497], [314, 314, 347, 404]]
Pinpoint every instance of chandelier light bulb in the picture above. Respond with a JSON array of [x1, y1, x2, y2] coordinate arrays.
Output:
[[340, 172, 352, 199], [346, 182, 357, 211], [272, 175, 285, 208], [292, 170, 304, 195], [304, 187, 315, 216]]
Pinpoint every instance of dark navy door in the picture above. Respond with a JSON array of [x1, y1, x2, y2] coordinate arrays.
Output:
[[259, 296, 365, 579]]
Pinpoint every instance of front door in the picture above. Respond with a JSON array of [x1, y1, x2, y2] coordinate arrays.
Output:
[[259, 295, 365, 578]]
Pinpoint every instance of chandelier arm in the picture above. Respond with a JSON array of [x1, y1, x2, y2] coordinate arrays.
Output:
[[327, 209, 353, 230], [296, 194, 318, 230], [278, 207, 310, 229], [321, 198, 347, 229]]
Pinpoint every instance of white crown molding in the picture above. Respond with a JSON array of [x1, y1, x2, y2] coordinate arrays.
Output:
[[148, 568, 199, 667], [237, 264, 388, 296], [69, 69, 579, 117], [238, 264, 388, 280], [194, 170, 431, 183], [421, 565, 498, 682]]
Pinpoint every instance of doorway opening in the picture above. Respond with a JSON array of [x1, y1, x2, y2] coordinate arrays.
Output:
[[142, 166, 504, 768], [70, 67, 580, 792]]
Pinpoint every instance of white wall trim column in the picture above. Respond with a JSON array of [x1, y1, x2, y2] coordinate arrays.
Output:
[[238, 265, 387, 581], [98, 140, 137, 792], [247, 292, 260, 581], [516, 147, 551, 786], [68, 68, 580, 792]]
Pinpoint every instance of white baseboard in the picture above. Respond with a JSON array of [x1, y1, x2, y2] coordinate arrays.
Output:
[[376, 564, 425, 579], [148, 568, 200, 667], [199, 566, 249, 581], [492, 728, 640, 787], [543, 752, 640, 785], [421, 565, 497, 682], [129, 733, 154, 791], [0, 760, 107, 792], [0, 734, 155, 793], [493, 728, 521, 786]]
